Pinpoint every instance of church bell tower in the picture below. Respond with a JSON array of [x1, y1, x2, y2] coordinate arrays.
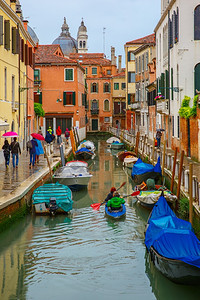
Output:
[[77, 19, 88, 53]]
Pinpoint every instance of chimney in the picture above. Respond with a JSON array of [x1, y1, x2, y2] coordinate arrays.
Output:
[[111, 46, 115, 65], [118, 55, 122, 73], [10, 0, 16, 12], [23, 20, 28, 31]]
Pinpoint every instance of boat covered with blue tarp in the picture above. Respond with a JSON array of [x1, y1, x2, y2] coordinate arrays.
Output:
[[32, 182, 73, 214], [145, 195, 200, 284]]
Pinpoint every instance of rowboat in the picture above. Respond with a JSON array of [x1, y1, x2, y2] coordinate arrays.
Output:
[[53, 160, 92, 191], [136, 190, 177, 210], [145, 194, 200, 285], [117, 150, 137, 162], [110, 141, 124, 150], [106, 137, 121, 144], [32, 182, 73, 215], [75, 147, 95, 160], [123, 156, 138, 169], [105, 203, 126, 219], [77, 140, 95, 152]]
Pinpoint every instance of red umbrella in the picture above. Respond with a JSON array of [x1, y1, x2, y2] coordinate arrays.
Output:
[[31, 133, 45, 140]]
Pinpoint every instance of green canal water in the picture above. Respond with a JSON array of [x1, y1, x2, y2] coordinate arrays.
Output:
[[0, 138, 199, 300]]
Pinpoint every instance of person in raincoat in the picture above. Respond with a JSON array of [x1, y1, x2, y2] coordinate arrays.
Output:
[[56, 126, 62, 144], [45, 131, 53, 144], [35, 139, 44, 163], [65, 128, 70, 144], [2, 140, 11, 168], [107, 191, 125, 211]]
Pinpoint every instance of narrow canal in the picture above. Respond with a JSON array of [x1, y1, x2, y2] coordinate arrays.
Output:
[[0, 138, 199, 300]]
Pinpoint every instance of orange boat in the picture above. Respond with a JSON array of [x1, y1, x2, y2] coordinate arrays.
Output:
[[117, 150, 137, 162]]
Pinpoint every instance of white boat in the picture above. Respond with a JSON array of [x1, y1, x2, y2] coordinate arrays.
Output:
[[110, 142, 124, 150], [77, 140, 95, 152], [106, 137, 120, 144], [53, 160, 92, 191], [123, 156, 138, 169]]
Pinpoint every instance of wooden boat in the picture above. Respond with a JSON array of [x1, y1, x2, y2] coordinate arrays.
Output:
[[110, 141, 124, 150], [53, 161, 92, 191], [105, 203, 126, 219], [123, 156, 138, 169], [106, 137, 120, 144], [75, 147, 95, 160], [32, 182, 73, 215], [145, 195, 200, 285], [117, 150, 137, 162], [77, 140, 95, 152], [136, 190, 177, 210]]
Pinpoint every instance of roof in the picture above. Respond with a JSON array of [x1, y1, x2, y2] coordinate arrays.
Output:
[[112, 71, 125, 78], [125, 33, 155, 45], [35, 45, 78, 64], [69, 53, 112, 66]]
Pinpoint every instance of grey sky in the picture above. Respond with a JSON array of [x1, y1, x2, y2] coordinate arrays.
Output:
[[20, 0, 161, 66]]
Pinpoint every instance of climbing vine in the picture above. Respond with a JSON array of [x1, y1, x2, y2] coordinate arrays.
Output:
[[34, 103, 45, 117], [179, 95, 198, 119]]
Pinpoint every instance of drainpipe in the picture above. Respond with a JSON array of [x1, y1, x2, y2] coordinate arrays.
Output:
[[187, 118, 191, 157]]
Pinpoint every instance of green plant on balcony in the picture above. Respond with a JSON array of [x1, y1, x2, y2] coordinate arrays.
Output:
[[179, 95, 198, 119], [34, 103, 45, 117]]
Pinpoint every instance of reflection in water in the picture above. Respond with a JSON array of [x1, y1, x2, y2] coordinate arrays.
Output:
[[0, 138, 199, 299]]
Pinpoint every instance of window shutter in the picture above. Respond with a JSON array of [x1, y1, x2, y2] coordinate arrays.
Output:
[[97, 100, 99, 109], [4, 20, 10, 50], [12, 27, 17, 54], [16, 28, 20, 54], [39, 92, 42, 104], [63, 92, 66, 105], [29, 47, 33, 66], [21, 39, 24, 62], [128, 51, 130, 62], [161, 73, 165, 96], [0, 16, 3, 45], [128, 94, 131, 105], [165, 70, 169, 99], [103, 83, 105, 93], [96, 83, 98, 93], [171, 68, 174, 100], [109, 83, 111, 93], [72, 92, 76, 105], [25, 44, 29, 65], [91, 83, 93, 93]]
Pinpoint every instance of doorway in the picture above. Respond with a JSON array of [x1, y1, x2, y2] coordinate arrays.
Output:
[[92, 119, 98, 131]]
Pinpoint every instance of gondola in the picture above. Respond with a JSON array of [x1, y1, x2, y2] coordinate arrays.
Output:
[[145, 194, 200, 285], [105, 203, 126, 220]]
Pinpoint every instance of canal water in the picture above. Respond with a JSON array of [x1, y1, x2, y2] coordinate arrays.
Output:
[[0, 138, 199, 300]]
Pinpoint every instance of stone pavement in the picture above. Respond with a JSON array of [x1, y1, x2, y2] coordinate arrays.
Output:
[[0, 143, 64, 198]]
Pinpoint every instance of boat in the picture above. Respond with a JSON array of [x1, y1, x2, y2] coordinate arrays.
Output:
[[136, 190, 177, 210], [110, 141, 124, 150], [145, 194, 200, 285], [75, 147, 95, 160], [117, 150, 137, 162], [105, 203, 126, 219], [106, 137, 121, 144], [53, 160, 92, 191], [32, 182, 73, 215], [123, 156, 138, 169], [131, 157, 162, 185], [77, 140, 95, 152]]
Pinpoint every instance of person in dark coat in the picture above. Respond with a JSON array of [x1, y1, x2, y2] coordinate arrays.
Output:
[[156, 130, 162, 148], [104, 187, 116, 203], [10, 137, 21, 168], [45, 131, 53, 144], [27, 138, 38, 167], [2, 140, 11, 168]]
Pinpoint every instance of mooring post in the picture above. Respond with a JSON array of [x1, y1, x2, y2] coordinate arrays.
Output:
[[170, 147, 178, 193], [189, 163, 193, 225], [176, 150, 184, 201]]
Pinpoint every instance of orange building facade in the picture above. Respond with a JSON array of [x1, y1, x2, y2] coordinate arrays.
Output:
[[34, 45, 86, 138]]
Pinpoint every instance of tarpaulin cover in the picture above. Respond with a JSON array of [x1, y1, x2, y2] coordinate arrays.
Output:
[[75, 147, 93, 154], [32, 182, 73, 212], [131, 157, 161, 177], [145, 196, 200, 268]]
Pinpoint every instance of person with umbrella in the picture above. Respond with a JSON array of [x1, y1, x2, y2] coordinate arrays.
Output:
[[10, 137, 21, 168], [2, 140, 11, 168], [156, 129, 163, 148], [27, 137, 38, 168]]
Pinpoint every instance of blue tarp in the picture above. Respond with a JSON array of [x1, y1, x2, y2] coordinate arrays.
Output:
[[131, 157, 161, 177], [32, 182, 73, 212], [145, 196, 200, 269], [75, 147, 93, 154]]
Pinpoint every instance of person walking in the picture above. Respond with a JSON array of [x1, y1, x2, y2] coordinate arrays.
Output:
[[56, 126, 62, 144], [10, 137, 21, 168], [27, 138, 38, 168], [2, 140, 11, 168], [35, 139, 44, 163], [156, 129, 162, 148], [65, 128, 70, 144]]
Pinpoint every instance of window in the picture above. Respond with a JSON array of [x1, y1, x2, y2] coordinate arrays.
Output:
[[139, 57, 141, 73], [12, 75, 15, 105], [172, 116, 174, 136], [114, 83, 119, 90], [135, 58, 138, 74], [85, 67, 88, 75], [4, 68, 7, 101], [83, 41, 86, 48], [65, 68, 74, 81], [194, 5, 200, 40], [91, 82, 98, 93], [128, 72, 135, 83], [104, 82, 110, 93], [104, 117, 110, 123], [121, 83, 126, 89], [92, 67, 97, 75], [79, 41, 82, 48], [177, 116, 180, 138], [104, 99, 109, 111], [12, 27, 17, 54], [171, 68, 174, 100], [195, 63, 200, 93], [128, 51, 135, 61], [146, 52, 149, 70], [142, 55, 144, 72], [107, 70, 111, 75], [63, 91, 76, 105], [34, 69, 40, 81]]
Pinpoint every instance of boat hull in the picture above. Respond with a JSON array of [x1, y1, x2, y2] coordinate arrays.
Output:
[[117, 151, 136, 161], [105, 204, 126, 219], [149, 247, 200, 285], [132, 171, 162, 185], [110, 143, 124, 150], [34, 203, 69, 215], [75, 151, 94, 161], [54, 175, 92, 191]]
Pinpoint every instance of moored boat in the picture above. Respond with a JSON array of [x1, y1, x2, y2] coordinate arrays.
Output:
[[145, 195, 200, 285], [106, 137, 121, 144], [75, 147, 95, 160], [32, 182, 73, 215], [123, 156, 138, 169], [110, 141, 124, 150], [117, 150, 137, 162], [136, 190, 177, 210], [53, 160, 92, 191], [105, 203, 126, 219]]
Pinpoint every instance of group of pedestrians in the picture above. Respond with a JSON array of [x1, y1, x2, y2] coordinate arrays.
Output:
[[2, 137, 21, 168]]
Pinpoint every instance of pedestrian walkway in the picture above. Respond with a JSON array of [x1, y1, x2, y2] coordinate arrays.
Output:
[[0, 143, 64, 198]]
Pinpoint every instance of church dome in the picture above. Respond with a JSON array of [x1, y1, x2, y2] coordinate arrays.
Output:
[[52, 18, 78, 56], [78, 20, 87, 33], [28, 25, 39, 44]]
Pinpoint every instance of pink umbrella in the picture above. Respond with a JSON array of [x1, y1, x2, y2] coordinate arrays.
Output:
[[2, 131, 18, 138], [31, 133, 45, 141]]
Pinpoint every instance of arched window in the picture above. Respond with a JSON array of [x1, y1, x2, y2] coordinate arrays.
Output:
[[104, 99, 109, 111], [91, 82, 98, 93], [194, 5, 200, 40], [92, 99, 98, 110], [194, 63, 200, 93], [83, 41, 86, 48], [104, 82, 110, 93], [79, 41, 82, 48]]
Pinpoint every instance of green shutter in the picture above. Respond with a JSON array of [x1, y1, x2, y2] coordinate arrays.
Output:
[[12, 27, 17, 54], [165, 70, 169, 99], [97, 100, 99, 108], [96, 83, 98, 93], [103, 83, 105, 93], [161, 73, 165, 96], [195, 64, 200, 94], [0, 16, 3, 45], [39, 92, 42, 104], [72, 92, 76, 105], [91, 83, 93, 93], [4, 20, 10, 50], [63, 92, 66, 105], [128, 94, 131, 105], [65, 69, 73, 80], [171, 68, 174, 100], [109, 83, 111, 93]]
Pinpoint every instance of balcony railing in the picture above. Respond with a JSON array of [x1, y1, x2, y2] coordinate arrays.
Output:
[[90, 109, 99, 115], [129, 102, 141, 110], [156, 99, 169, 114]]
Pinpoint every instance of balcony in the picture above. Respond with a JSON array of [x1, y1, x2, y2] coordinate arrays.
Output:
[[129, 102, 141, 111], [156, 99, 169, 114], [90, 109, 99, 115]]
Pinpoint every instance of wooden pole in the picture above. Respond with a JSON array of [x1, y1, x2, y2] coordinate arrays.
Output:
[[135, 131, 140, 156], [43, 145, 53, 179], [176, 150, 184, 200], [189, 163, 193, 225], [142, 134, 146, 160], [170, 147, 178, 193], [152, 138, 156, 164], [162, 140, 166, 176]]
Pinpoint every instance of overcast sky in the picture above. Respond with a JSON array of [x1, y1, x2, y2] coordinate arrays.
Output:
[[20, 0, 161, 67]]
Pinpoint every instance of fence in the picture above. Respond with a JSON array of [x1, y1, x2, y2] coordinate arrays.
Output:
[[109, 127, 200, 210]]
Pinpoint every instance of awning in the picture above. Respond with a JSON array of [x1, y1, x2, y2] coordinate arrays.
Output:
[[0, 118, 9, 131]]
